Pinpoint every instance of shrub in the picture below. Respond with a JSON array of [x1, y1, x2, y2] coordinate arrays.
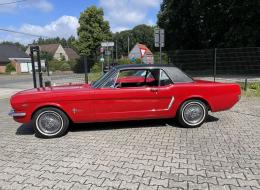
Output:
[[136, 58, 142, 64], [118, 58, 131, 65], [5, 63, 16, 73], [91, 62, 102, 73], [59, 62, 71, 71]]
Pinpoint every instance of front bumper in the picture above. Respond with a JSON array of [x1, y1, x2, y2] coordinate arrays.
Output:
[[8, 109, 26, 117]]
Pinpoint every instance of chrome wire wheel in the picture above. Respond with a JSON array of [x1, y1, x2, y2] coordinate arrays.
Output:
[[36, 111, 64, 136], [182, 102, 206, 126]]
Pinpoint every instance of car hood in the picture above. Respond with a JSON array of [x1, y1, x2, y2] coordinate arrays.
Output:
[[10, 83, 92, 107], [15, 83, 91, 95]]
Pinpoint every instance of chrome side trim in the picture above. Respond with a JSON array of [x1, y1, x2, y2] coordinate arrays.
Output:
[[8, 109, 26, 117], [167, 96, 175, 110]]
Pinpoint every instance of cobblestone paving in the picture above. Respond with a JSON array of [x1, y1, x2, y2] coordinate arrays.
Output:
[[0, 98, 259, 190]]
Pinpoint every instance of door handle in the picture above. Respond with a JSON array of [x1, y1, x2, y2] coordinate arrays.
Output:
[[150, 88, 158, 93]]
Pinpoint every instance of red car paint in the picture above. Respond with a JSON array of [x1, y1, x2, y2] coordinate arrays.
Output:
[[10, 79, 241, 124]]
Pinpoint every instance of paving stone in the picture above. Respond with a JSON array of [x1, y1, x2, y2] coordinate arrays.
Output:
[[188, 181, 209, 190], [237, 179, 260, 188], [70, 182, 92, 190], [53, 180, 74, 190], [169, 180, 188, 189], [150, 178, 169, 188], [101, 179, 121, 188], [119, 181, 139, 190], [0, 98, 260, 190]]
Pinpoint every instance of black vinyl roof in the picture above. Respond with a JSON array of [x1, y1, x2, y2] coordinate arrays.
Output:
[[114, 64, 176, 69], [114, 64, 193, 83], [0, 44, 28, 63]]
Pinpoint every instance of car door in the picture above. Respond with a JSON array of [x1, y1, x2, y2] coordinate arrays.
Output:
[[93, 69, 172, 121]]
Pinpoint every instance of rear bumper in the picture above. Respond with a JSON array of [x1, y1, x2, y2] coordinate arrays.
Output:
[[8, 109, 26, 117]]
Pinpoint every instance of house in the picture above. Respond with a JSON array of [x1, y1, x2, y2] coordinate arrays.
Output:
[[26, 44, 79, 61], [0, 44, 30, 73], [64, 47, 80, 61], [128, 43, 154, 64]]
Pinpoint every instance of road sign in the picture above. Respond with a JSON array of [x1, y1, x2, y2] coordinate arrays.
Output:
[[154, 28, 165, 48], [140, 48, 146, 58], [101, 41, 114, 47]]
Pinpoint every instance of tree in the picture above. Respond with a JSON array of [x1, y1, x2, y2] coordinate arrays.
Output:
[[132, 25, 155, 51], [0, 41, 26, 51], [157, 0, 260, 50], [112, 24, 155, 57], [74, 6, 112, 58]]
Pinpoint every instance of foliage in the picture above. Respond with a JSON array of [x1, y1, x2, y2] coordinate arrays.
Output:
[[48, 60, 62, 71], [118, 58, 131, 65], [0, 41, 26, 51], [33, 36, 77, 50], [59, 62, 71, 71], [74, 6, 112, 57], [158, 0, 260, 50], [91, 62, 102, 73], [239, 82, 260, 97], [135, 58, 142, 64], [112, 24, 155, 57], [40, 51, 53, 62], [5, 63, 16, 73]]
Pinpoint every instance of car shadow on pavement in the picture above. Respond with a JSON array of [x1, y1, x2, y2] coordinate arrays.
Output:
[[16, 122, 34, 135], [69, 114, 219, 132], [15, 115, 219, 135]]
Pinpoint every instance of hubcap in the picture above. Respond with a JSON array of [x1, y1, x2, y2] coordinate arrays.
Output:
[[36, 111, 63, 135], [183, 103, 205, 125]]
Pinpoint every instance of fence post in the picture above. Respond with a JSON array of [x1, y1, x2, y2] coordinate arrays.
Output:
[[30, 48, 37, 88], [84, 56, 88, 84], [244, 78, 248, 91], [214, 48, 217, 82], [36, 48, 43, 88]]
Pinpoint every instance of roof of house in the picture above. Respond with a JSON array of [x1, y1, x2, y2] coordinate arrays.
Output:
[[0, 44, 29, 63], [132, 43, 153, 56], [64, 48, 80, 60], [39, 44, 60, 55]]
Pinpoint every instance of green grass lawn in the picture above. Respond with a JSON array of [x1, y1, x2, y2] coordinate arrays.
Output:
[[239, 82, 260, 97], [88, 72, 102, 82]]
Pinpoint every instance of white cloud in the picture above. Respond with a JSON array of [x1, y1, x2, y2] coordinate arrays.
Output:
[[0, 0, 53, 13], [0, 15, 79, 44], [99, 0, 161, 32]]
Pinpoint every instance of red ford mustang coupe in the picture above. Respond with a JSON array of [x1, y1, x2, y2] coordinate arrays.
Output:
[[9, 64, 241, 138]]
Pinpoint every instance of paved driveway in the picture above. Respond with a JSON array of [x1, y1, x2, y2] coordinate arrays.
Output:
[[0, 97, 259, 190]]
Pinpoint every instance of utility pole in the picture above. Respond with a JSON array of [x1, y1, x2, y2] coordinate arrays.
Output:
[[128, 36, 130, 55], [116, 40, 118, 63], [155, 28, 165, 64]]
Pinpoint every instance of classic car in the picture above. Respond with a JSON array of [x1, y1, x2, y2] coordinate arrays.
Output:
[[9, 64, 241, 138]]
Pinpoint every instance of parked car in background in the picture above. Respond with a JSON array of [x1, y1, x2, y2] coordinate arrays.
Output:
[[9, 64, 241, 138]]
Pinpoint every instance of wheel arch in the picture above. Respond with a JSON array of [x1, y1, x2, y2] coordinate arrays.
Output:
[[31, 104, 73, 123], [178, 96, 212, 111]]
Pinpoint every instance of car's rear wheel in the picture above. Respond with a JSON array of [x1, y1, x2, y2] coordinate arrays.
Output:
[[32, 107, 69, 138], [177, 100, 208, 128]]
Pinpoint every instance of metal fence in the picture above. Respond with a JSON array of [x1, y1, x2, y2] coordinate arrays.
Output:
[[39, 47, 260, 87], [167, 47, 260, 84]]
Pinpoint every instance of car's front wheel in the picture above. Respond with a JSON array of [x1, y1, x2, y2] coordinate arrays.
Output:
[[177, 100, 208, 128], [32, 107, 69, 138]]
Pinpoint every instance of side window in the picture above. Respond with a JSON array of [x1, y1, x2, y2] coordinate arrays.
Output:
[[117, 69, 146, 88], [145, 69, 160, 87], [160, 70, 173, 86]]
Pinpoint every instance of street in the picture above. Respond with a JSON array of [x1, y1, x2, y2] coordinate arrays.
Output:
[[0, 97, 260, 190]]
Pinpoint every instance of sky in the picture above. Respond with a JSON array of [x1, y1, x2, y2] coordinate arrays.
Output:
[[0, 0, 162, 44]]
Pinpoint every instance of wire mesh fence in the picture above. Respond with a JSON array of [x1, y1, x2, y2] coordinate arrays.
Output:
[[167, 47, 260, 84], [39, 47, 260, 87]]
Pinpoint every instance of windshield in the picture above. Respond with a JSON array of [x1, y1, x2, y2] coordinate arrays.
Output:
[[92, 68, 117, 88]]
